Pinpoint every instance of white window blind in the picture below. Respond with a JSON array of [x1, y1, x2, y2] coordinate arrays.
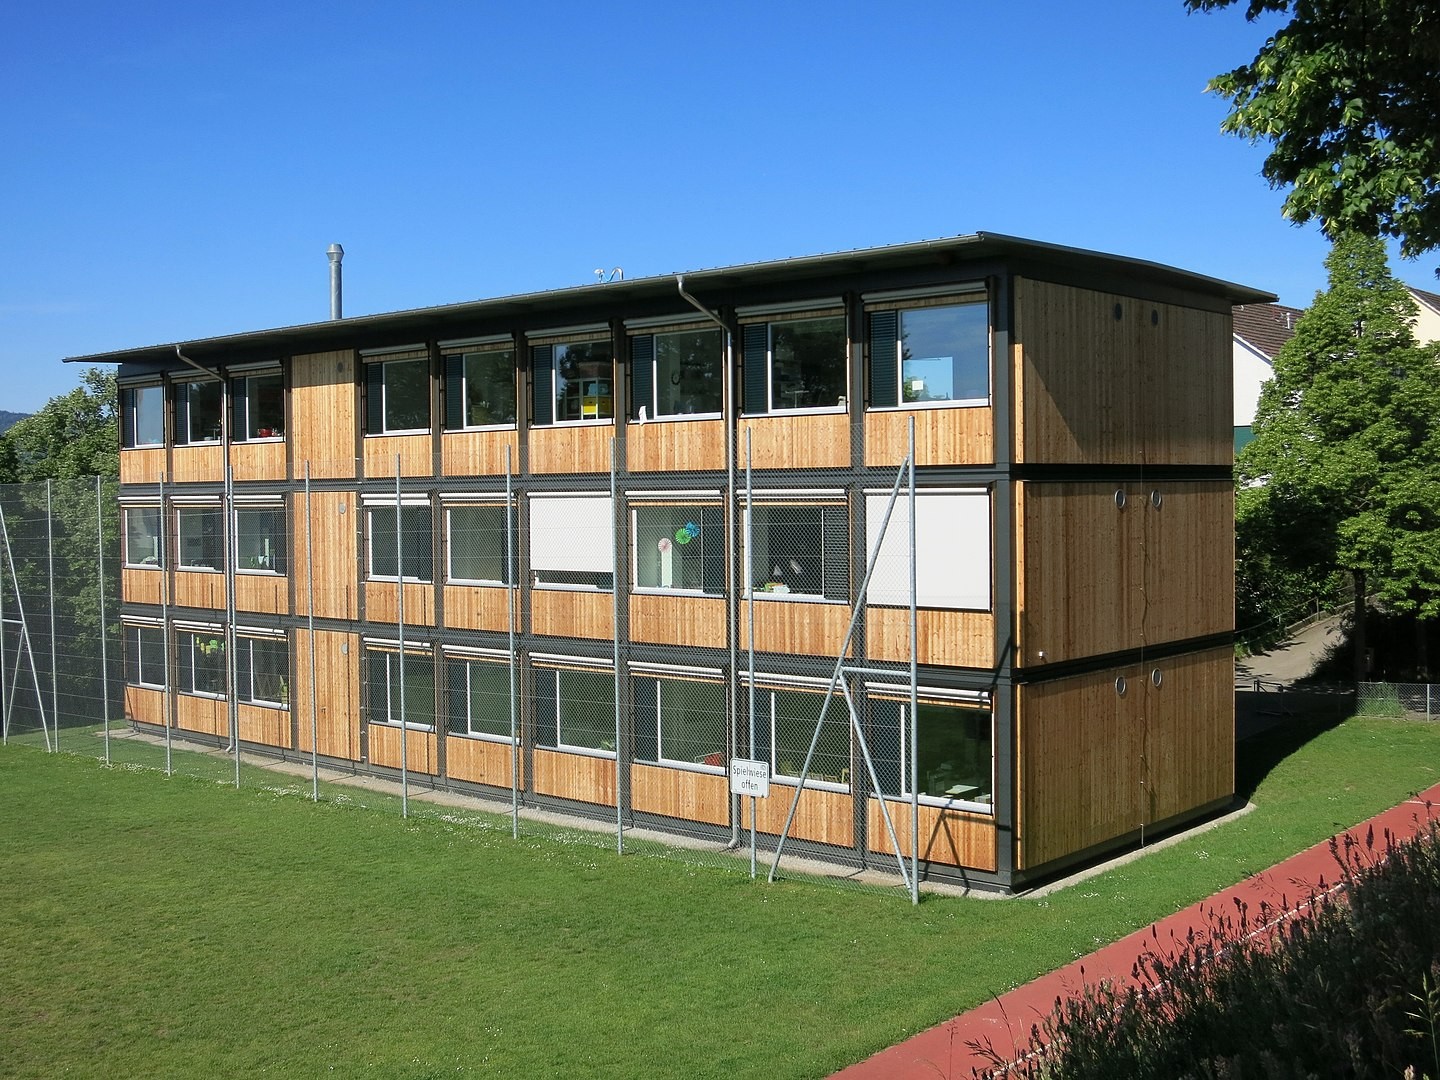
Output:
[[864, 490, 990, 609], [529, 496, 615, 573]]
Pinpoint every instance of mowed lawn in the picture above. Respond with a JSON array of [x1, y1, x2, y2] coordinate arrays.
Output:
[[2, 714, 1438, 1079]]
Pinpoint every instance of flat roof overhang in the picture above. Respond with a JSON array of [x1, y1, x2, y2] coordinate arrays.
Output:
[[64, 232, 1277, 367]]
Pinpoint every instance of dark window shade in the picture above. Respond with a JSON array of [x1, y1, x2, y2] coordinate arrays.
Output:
[[365, 363, 385, 434], [444, 354, 465, 430], [742, 324, 769, 415], [633, 677, 658, 764], [822, 505, 849, 601], [868, 311, 899, 408], [534, 669, 558, 747], [701, 505, 725, 594], [630, 335, 654, 420], [121, 388, 136, 447], [870, 697, 902, 796], [445, 657, 468, 734], [532, 346, 554, 426]]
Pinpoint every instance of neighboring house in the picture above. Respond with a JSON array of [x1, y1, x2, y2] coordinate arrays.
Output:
[[70, 233, 1271, 892], [1409, 285, 1440, 345], [1232, 302, 1302, 451]]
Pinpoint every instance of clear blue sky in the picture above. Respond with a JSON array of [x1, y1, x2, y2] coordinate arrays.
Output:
[[1, 0, 1426, 413]]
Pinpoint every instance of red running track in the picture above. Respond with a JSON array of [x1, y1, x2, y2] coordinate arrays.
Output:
[[833, 783, 1440, 1080]]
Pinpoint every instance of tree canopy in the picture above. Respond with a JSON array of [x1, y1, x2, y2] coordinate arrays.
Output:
[[0, 368, 118, 484], [1237, 233, 1440, 668], [1187, 0, 1440, 260]]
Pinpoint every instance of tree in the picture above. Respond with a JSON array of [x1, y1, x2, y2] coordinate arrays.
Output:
[[1237, 233, 1440, 677], [0, 367, 117, 485], [1186, 0, 1440, 260]]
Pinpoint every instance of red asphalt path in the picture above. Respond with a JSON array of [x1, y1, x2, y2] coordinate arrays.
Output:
[[833, 783, 1440, 1080]]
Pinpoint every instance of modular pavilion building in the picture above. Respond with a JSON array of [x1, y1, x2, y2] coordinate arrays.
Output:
[[74, 233, 1271, 893]]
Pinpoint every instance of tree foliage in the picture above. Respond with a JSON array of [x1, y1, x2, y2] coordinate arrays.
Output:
[[1237, 234, 1440, 653], [0, 368, 118, 484], [1187, 0, 1440, 259]]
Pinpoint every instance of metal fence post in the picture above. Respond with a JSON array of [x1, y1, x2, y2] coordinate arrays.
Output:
[[96, 475, 111, 765]]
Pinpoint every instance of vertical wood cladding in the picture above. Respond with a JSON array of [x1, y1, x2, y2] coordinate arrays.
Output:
[[291, 350, 357, 478], [626, 418, 726, 472], [293, 629, 359, 760], [737, 413, 851, 469], [292, 491, 358, 621], [631, 763, 731, 826], [441, 430, 520, 476], [119, 448, 166, 485], [863, 406, 994, 468], [865, 800, 997, 872], [1012, 279, 1231, 467]]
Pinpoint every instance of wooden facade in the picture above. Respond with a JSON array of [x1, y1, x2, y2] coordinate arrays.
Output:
[[104, 234, 1266, 892]]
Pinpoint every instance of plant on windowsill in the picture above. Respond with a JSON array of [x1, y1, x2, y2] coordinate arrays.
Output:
[[198, 638, 224, 657], [277, 678, 289, 708]]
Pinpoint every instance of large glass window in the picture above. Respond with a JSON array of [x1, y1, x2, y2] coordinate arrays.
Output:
[[177, 630, 227, 697], [532, 340, 614, 425], [121, 385, 164, 448], [872, 695, 992, 809], [367, 504, 433, 582], [534, 667, 615, 754], [529, 496, 613, 590], [177, 506, 223, 571], [753, 686, 850, 787], [632, 504, 724, 593], [235, 506, 287, 575], [234, 372, 285, 440], [444, 347, 516, 429], [366, 357, 430, 434], [446, 505, 510, 585], [175, 381, 223, 445], [124, 506, 162, 568], [746, 502, 849, 600], [366, 649, 435, 730], [238, 635, 289, 707], [124, 624, 166, 688], [631, 329, 723, 419], [743, 315, 847, 414], [869, 300, 990, 408], [446, 656, 513, 739], [634, 676, 726, 770]]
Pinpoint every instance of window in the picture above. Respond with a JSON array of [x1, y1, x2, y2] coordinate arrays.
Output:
[[367, 504, 434, 582], [175, 381, 223, 445], [871, 693, 992, 809], [365, 356, 430, 434], [235, 506, 287, 575], [446, 504, 510, 585], [233, 372, 284, 439], [177, 630, 227, 697], [869, 300, 989, 408], [120, 385, 164, 448], [634, 676, 726, 770], [751, 685, 850, 787], [124, 624, 165, 688], [365, 648, 435, 729], [630, 328, 723, 419], [123, 506, 162, 567], [529, 496, 613, 590], [445, 656, 514, 739], [746, 501, 848, 600], [632, 503, 724, 593], [532, 339, 613, 425], [534, 667, 615, 754], [176, 506, 223, 571], [742, 315, 847, 414], [443, 346, 516, 429], [237, 634, 289, 707], [864, 489, 991, 609]]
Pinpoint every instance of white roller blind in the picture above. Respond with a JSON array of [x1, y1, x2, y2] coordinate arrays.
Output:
[[864, 490, 990, 609], [529, 496, 615, 573]]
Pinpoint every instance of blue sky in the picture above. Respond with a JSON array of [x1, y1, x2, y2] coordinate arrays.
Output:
[[1, 1, 1425, 413]]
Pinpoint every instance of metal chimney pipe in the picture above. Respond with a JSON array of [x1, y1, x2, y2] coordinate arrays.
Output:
[[327, 244, 344, 319]]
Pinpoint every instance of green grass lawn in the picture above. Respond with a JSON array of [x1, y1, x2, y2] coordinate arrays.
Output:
[[1, 713, 1437, 1079]]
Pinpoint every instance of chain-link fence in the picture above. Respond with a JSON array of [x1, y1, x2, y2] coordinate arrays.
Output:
[[6, 427, 985, 900], [1356, 681, 1440, 721]]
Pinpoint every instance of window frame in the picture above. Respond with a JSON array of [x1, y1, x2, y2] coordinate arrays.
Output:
[[743, 498, 850, 602], [444, 502, 512, 586], [629, 326, 724, 421], [531, 336, 615, 427], [741, 312, 849, 417], [867, 295, 991, 411], [234, 503, 287, 576], [176, 627, 228, 698], [123, 504, 163, 569], [630, 501, 725, 596], [365, 647, 437, 732], [175, 504, 224, 572], [633, 674, 727, 773], [365, 354, 431, 436], [442, 343, 517, 431], [533, 665, 617, 757], [174, 379, 224, 446], [236, 632, 290, 709], [232, 370, 285, 441], [748, 682, 852, 791], [529, 495, 614, 592], [871, 688, 994, 814], [863, 488, 992, 611], [123, 622, 166, 690], [445, 653, 516, 742], [120, 383, 165, 448], [365, 501, 435, 583]]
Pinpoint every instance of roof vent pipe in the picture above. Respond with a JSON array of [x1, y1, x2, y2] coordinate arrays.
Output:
[[327, 244, 344, 319]]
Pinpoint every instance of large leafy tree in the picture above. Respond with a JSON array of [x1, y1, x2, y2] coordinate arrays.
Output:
[[0, 368, 117, 484], [1187, 0, 1440, 259], [1237, 233, 1440, 677]]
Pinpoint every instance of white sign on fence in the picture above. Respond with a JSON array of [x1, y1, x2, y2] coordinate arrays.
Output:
[[729, 758, 770, 798]]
